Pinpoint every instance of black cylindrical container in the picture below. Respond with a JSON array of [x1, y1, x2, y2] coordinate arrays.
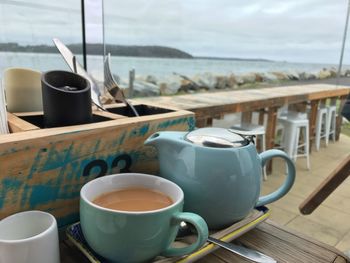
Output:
[[42, 70, 92, 127]]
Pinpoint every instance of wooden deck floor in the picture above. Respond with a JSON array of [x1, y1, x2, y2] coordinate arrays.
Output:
[[211, 110, 350, 252], [261, 134, 350, 253]]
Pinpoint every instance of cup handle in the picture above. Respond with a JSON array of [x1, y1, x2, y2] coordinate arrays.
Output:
[[162, 212, 209, 257], [256, 149, 296, 207]]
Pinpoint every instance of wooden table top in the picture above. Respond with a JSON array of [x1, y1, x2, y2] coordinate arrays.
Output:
[[136, 84, 350, 119], [60, 220, 349, 263]]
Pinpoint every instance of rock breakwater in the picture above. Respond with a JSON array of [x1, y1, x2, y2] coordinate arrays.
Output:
[[101, 67, 348, 99]]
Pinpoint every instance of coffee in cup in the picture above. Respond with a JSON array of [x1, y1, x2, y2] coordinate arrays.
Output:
[[93, 187, 173, 211], [80, 173, 209, 263]]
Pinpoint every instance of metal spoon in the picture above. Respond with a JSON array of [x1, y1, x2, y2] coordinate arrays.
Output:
[[207, 236, 276, 263], [179, 222, 276, 263]]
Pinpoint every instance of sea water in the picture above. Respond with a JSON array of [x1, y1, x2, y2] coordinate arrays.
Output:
[[0, 51, 344, 81]]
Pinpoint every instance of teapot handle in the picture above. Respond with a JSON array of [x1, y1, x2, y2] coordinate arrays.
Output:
[[256, 149, 296, 207]]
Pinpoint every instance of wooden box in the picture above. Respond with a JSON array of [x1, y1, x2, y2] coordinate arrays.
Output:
[[0, 102, 194, 227]]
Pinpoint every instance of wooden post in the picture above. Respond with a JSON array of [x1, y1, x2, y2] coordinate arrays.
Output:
[[195, 117, 213, 128], [309, 100, 319, 152], [206, 117, 213, 127], [129, 69, 135, 98], [196, 118, 213, 128], [195, 118, 207, 128], [258, 109, 265, 126], [336, 95, 347, 140], [241, 112, 252, 124], [266, 106, 278, 173], [266, 107, 278, 149]]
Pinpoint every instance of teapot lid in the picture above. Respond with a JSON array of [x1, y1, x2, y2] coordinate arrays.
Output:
[[185, 128, 250, 148]]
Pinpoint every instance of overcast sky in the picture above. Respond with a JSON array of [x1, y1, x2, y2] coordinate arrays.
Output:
[[0, 0, 349, 64]]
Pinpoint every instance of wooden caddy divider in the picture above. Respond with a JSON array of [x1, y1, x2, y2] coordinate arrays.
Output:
[[1, 101, 195, 227]]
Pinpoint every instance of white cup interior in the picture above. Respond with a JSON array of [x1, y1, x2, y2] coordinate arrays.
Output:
[[81, 173, 183, 213], [0, 211, 55, 241]]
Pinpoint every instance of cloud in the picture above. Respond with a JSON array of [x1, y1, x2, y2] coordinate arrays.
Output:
[[0, 0, 349, 63], [102, 0, 349, 63]]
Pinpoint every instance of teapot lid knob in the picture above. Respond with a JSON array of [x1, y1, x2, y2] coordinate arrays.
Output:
[[185, 128, 249, 148]]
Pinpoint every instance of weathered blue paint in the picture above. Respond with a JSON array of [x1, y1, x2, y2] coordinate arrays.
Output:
[[117, 131, 127, 145], [129, 124, 150, 138], [26, 151, 42, 179], [20, 185, 30, 207], [157, 117, 189, 130], [66, 160, 80, 180], [91, 139, 101, 153], [29, 185, 59, 207], [41, 143, 74, 172], [42, 148, 65, 171], [139, 124, 150, 137], [29, 179, 82, 208], [0, 178, 23, 208], [61, 184, 80, 199], [0, 192, 3, 209], [105, 154, 115, 165], [109, 131, 127, 148], [1, 178, 22, 190], [0, 147, 18, 157], [187, 116, 196, 131]]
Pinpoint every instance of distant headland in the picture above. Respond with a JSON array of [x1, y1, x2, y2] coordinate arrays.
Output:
[[0, 42, 272, 62], [0, 42, 193, 59]]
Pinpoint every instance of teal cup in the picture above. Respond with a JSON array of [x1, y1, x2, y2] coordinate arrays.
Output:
[[80, 173, 209, 263]]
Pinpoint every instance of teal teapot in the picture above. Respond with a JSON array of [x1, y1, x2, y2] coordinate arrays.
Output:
[[145, 128, 295, 229]]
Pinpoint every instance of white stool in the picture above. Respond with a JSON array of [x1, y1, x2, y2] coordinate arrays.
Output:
[[315, 107, 328, 151], [230, 123, 267, 180], [278, 116, 310, 170], [326, 105, 337, 145], [277, 111, 307, 149]]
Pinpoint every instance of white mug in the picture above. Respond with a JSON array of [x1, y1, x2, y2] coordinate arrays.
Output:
[[0, 211, 60, 263]]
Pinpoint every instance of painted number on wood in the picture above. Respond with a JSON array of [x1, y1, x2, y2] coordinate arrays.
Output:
[[82, 154, 132, 178]]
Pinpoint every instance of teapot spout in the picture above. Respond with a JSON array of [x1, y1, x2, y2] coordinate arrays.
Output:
[[144, 132, 162, 146], [144, 131, 187, 150]]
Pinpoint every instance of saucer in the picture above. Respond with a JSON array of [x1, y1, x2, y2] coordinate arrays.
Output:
[[66, 206, 270, 263]]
